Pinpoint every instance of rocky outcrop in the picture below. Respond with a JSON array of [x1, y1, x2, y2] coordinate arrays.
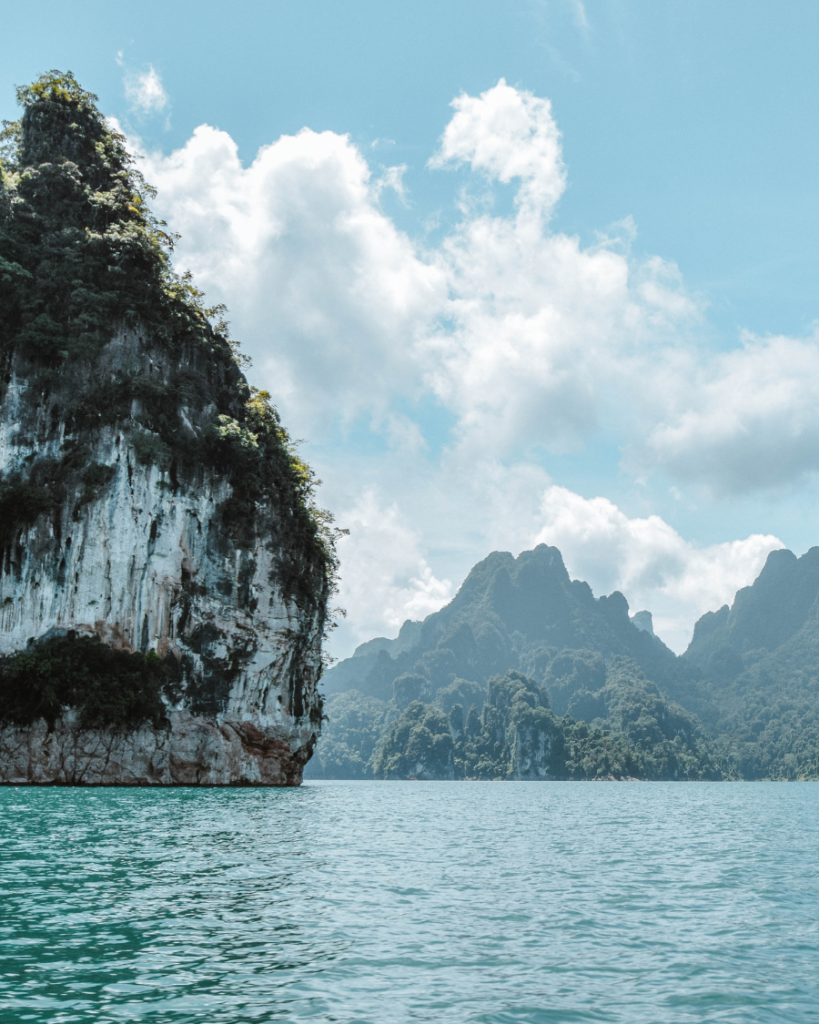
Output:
[[0, 389, 324, 783], [0, 73, 334, 784], [0, 710, 313, 786]]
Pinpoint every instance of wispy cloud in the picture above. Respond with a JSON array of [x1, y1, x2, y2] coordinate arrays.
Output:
[[374, 164, 409, 206], [569, 0, 589, 33], [122, 61, 169, 117]]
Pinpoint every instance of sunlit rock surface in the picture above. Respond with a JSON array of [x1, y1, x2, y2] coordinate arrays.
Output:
[[0, 339, 325, 786]]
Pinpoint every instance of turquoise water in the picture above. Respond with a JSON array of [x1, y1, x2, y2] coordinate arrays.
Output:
[[1, 783, 818, 1023]]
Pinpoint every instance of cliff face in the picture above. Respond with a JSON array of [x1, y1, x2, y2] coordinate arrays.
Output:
[[0, 352, 323, 785], [0, 73, 333, 784]]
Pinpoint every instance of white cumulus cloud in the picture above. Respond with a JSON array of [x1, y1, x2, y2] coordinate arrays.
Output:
[[141, 125, 444, 435], [132, 78, 812, 656], [138, 79, 819, 491], [642, 330, 819, 494], [140, 79, 699, 458], [532, 486, 782, 651], [429, 78, 566, 220]]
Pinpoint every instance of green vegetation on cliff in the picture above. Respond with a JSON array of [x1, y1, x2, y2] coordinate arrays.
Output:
[[0, 632, 173, 731], [312, 657, 725, 781], [680, 547, 819, 779]]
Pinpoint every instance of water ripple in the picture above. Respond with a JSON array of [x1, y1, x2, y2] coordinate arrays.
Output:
[[1, 782, 818, 1023]]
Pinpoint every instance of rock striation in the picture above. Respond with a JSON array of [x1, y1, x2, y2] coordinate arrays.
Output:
[[0, 73, 335, 784]]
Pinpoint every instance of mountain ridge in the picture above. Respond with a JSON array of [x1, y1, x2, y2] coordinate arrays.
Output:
[[310, 543, 819, 781]]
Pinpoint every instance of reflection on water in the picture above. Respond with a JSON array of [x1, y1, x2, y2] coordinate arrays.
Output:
[[1, 782, 818, 1023]]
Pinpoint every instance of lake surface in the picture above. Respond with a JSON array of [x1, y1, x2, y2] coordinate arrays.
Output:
[[1, 782, 818, 1024]]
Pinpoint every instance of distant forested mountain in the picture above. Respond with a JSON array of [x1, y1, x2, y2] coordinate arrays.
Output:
[[306, 543, 809, 781], [681, 547, 819, 779]]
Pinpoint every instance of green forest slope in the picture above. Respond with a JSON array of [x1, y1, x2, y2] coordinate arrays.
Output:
[[308, 544, 819, 781]]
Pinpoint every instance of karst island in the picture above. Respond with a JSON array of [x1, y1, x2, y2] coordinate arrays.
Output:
[[0, 73, 337, 785]]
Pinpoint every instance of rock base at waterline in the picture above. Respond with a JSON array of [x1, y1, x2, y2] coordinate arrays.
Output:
[[0, 711, 315, 786]]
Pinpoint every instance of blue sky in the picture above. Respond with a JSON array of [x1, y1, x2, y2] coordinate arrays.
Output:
[[4, 1, 819, 654]]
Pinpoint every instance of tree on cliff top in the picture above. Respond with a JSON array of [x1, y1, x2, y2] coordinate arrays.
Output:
[[0, 70, 179, 364]]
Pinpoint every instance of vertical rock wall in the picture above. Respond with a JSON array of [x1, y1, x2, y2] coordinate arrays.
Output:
[[0, 349, 326, 787]]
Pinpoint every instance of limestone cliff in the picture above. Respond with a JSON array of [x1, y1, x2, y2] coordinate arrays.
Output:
[[0, 73, 335, 784]]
